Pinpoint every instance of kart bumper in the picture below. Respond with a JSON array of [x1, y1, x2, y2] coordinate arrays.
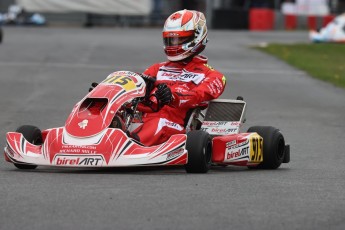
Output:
[[5, 130, 188, 168]]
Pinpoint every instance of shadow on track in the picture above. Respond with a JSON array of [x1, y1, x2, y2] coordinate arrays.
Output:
[[2, 164, 291, 175]]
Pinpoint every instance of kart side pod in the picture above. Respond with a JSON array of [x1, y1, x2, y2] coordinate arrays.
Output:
[[212, 126, 290, 169], [198, 99, 290, 169]]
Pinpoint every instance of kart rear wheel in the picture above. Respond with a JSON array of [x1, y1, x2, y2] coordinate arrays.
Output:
[[13, 125, 42, 170], [185, 130, 212, 173], [0, 28, 2, 43], [247, 126, 285, 169]]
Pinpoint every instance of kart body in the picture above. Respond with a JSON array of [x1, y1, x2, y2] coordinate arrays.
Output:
[[4, 71, 290, 172]]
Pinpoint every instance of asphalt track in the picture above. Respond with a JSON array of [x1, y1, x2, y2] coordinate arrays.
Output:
[[1, 27, 345, 230]]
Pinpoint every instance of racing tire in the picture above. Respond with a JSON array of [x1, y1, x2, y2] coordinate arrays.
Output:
[[13, 125, 42, 169], [247, 126, 285, 169], [185, 130, 212, 173]]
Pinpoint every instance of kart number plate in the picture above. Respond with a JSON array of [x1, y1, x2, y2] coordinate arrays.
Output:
[[104, 75, 136, 91], [249, 134, 263, 163]]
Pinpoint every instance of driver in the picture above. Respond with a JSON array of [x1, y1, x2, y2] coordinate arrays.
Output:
[[131, 9, 226, 146]]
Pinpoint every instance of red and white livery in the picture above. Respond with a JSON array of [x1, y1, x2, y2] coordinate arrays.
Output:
[[5, 71, 187, 168], [4, 71, 290, 172]]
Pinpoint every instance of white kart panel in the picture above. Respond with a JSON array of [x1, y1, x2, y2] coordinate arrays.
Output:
[[201, 99, 246, 135]]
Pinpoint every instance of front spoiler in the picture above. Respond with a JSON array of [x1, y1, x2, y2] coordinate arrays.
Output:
[[5, 129, 188, 168]]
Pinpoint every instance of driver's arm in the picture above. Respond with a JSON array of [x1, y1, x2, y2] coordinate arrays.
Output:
[[136, 63, 160, 112], [169, 71, 226, 109]]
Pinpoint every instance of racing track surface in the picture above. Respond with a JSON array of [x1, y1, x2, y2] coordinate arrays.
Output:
[[1, 27, 344, 230]]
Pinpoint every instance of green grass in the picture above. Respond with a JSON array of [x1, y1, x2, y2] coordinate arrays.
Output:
[[255, 43, 345, 88]]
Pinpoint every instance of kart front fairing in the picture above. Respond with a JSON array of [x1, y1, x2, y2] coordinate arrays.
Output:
[[5, 71, 188, 167], [65, 71, 147, 137]]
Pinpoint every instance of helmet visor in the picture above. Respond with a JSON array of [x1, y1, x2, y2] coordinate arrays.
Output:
[[163, 35, 194, 46], [163, 31, 195, 47]]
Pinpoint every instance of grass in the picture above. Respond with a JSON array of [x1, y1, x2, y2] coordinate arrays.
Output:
[[255, 43, 345, 88]]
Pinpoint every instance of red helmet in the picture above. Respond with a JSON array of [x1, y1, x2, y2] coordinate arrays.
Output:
[[163, 10, 208, 62]]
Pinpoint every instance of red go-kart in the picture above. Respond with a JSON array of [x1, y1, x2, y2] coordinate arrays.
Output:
[[4, 71, 290, 173]]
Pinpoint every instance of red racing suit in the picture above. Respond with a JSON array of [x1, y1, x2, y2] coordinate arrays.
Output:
[[132, 55, 226, 146]]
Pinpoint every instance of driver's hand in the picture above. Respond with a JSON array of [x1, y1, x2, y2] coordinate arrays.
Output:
[[156, 83, 172, 106]]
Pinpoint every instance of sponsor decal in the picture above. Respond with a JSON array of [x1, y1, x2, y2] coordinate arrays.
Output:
[[54, 154, 104, 166], [166, 121, 183, 130], [226, 147, 249, 160], [207, 84, 216, 94], [106, 71, 141, 79], [166, 148, 184, 161], [214, 79, 223, 93], [60, 145, 97, 154], [202, 121, 228, 126], [227, 140, 249, 150], [202, 121, 240, 134], [62, 145, 96, 149], [78, 119, 88, 129], [169, 32, 179, 37], [209, 79, 222, 94], [180, 73, 198, 80], [59, 149, 97, 154], [201, 127, 238, 134], [211, 128, 238, 134], [155, 118, 184, 135], [226, 140, 237, 148], [175, 85, 190, 93], [157, 69, 205, 84], [161, 72, 177, 77]]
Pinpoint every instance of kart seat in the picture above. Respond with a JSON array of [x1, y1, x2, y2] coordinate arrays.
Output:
[[183, 104, 208, 130]]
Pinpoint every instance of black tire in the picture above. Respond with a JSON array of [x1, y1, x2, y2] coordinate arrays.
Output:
[[185, 130, 212, 173], [247, 126, 285, 169], [13, 125, 42, 169]]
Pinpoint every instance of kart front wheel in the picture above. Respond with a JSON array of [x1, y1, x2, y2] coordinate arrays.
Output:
[[185, 130, 212, 173], [247, 126, 286, 169], [13, 125, 42, 170]]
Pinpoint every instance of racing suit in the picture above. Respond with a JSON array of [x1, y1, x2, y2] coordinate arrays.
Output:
[[133, 55, 226, 146]]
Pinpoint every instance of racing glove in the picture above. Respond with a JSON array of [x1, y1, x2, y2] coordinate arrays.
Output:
[[89, 82, 98, 92], [155, 83, 173, 106]]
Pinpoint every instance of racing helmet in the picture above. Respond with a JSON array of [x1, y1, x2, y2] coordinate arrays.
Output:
[[163, 9, 208, 62]]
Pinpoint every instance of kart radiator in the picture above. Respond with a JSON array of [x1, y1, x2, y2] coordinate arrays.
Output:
[[204, 100, 246, 122]]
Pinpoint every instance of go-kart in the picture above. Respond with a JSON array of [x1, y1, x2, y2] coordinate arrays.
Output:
[[4, 71, 290, 173]]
